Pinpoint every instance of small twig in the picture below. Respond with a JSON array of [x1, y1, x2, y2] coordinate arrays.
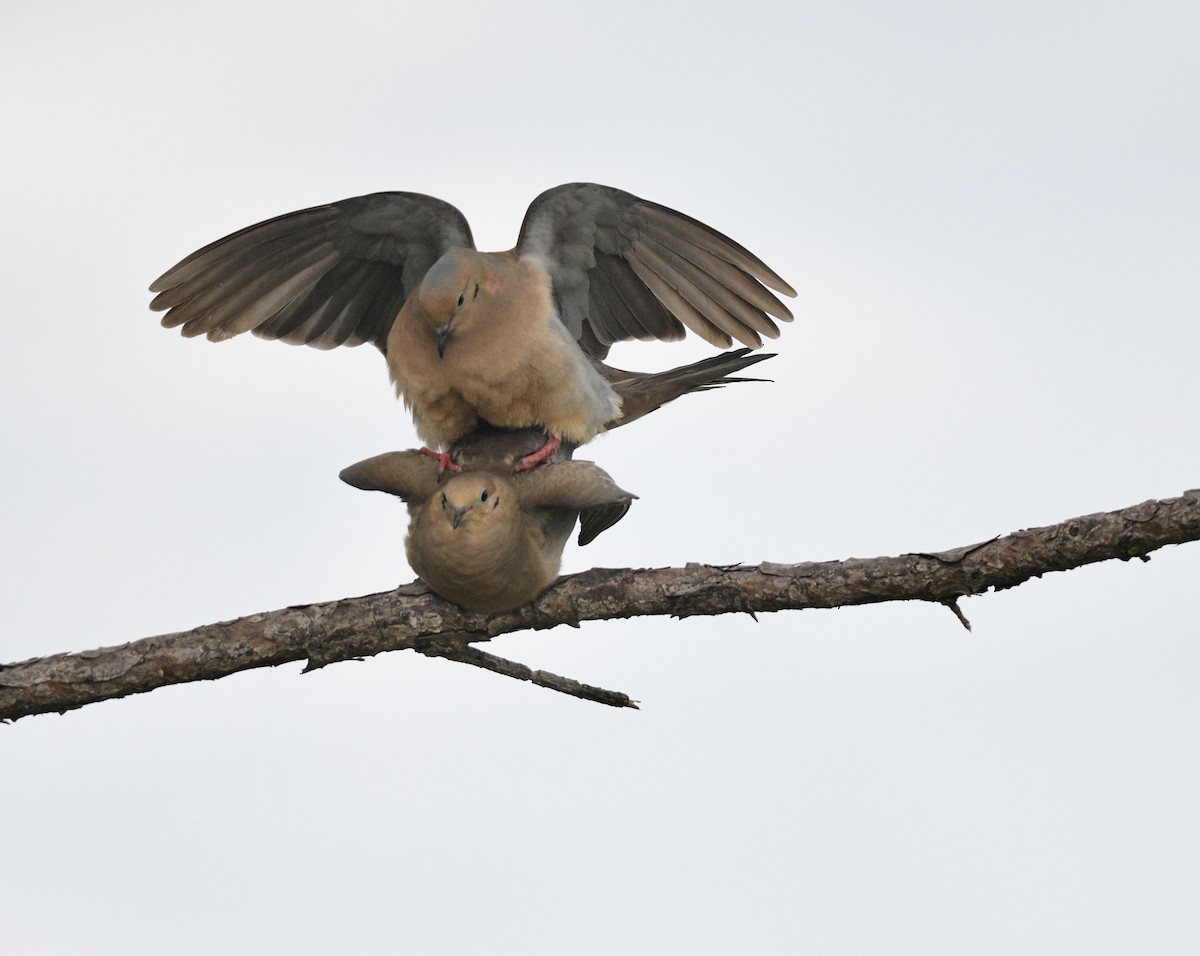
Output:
[[417, 641, 639, 709], [941, 599, 973, 632]]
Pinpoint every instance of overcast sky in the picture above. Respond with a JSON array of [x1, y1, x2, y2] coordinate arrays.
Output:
[[3, 1, 1199, 952]]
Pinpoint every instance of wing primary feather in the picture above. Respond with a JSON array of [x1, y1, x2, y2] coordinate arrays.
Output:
[[637, 202, 797, 297], [149, 207, 338, 293], [308, 264, 394, 348], [191, 244, 338, 337], [589, 254, 666, 342], [261, 256, 382, 344], [578, 501, 632, 546], [586, 264, 636, 345], [592, 251, 686, 341], [150, 228, 329, 315], [626, 258, 733, 348], [280, 307, 336, 350], [631, 239, 762, 348], [156, 235, 331, 328], [637, 234, 781, 339], [258, 294, 341, 348], [361, 286, 410, 351], [253, 270, 354, 342], [642, 227, 794, 322], [187, 250, 338, 340]]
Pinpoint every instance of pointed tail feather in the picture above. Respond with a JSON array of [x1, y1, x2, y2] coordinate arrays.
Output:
[[600, 348, 776, 430]]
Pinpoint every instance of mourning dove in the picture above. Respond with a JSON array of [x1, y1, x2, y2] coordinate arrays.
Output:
[[340, 429, 635, 613], [151, 183, 795, 470]]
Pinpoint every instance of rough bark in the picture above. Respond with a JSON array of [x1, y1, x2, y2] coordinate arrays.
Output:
[[3, 489, 1198, 722]]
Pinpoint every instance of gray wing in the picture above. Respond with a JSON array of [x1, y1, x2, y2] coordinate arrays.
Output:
[[150, 193, 474, 351], [515, 460, 637, 546], [339, 451, 441, 504], [516, 183, 796, 359]]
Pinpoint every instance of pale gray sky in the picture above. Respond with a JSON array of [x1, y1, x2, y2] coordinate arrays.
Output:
[[3, 1, 1199, 952]]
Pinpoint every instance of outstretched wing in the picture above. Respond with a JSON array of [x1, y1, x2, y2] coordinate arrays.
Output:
[[516, 183, 796, 359], [150, 192, 474, 351], [515, 460, 637, 547], [339, 451, 441, 504]]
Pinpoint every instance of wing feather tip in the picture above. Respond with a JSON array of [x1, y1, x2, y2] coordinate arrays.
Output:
[[771, 278, 798, 298]]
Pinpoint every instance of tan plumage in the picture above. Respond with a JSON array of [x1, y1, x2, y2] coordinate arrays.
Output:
[[150, 183, 796, 460], [340, 429, 635, 614], [386, 251, 611, 448]]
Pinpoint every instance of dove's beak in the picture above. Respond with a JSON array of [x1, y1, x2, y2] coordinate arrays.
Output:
[[450, 506, 470, 529], [436, 324, 451, 359]]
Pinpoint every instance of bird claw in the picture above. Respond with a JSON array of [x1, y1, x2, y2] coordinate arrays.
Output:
[[418, 447, 462, 474], [514, 434, 561, 472]]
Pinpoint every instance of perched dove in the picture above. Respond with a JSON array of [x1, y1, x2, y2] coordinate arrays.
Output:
[[340, 428, 635, 613], [151, 183, 796, 470]]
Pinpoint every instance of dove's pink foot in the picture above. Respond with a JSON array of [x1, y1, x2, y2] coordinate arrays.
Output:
[[514, 434, 561, 473], [419, 446, 462, 474]]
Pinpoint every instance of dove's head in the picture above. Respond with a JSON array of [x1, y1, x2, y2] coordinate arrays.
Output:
[[417, 249, 498, 358], [436, 474, 514, 532]]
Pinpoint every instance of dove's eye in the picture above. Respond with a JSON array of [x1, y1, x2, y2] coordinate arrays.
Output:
[[456, 291, 465, 308], [479, 488, 489, 503]]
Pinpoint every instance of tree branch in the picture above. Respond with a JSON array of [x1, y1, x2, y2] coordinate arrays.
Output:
[[3, 489, 1198, 722]]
